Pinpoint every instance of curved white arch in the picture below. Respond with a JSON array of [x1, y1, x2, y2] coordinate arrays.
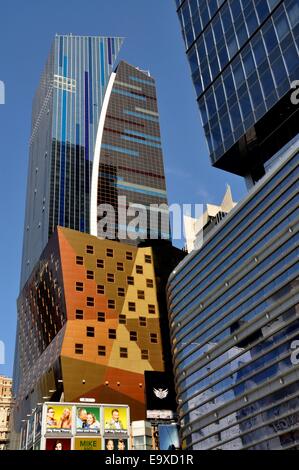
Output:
[[90, 72, 116, 236]]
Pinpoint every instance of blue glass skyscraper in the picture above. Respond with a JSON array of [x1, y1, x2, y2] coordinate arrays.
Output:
[[21, 35, 123, 287], [175, 0, 299, 182]]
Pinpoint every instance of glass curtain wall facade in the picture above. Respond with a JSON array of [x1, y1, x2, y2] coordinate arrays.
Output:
[[93, 61, 169, 243], [21, 35, 123, 288], [175, 0, 299, 180], [167, 141, 299, 449]]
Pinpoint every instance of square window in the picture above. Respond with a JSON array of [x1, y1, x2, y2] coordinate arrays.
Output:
[[145, 255, 152, 264], [136, 265, 143, 274], [106, 248, 114, 257], [76, 282, 84, 292], [146, 279, 154, 288], [127, 276, 134, 286], [97, 259, 104, 268], [107, 273, 115, 283], [126, 251, 133, 260], [150, 333, 158, 343], [86, 270, 94, 280], [76, 256, 84, 265], [148, 304, 156, 314], [130, 331, 138, 341], [87, 297, 94, 307], [97, 285, 105, 295], [137, 290, 145, 300], [98, 345, 106, 356], [128, 302, 136, 312], [141, 349, 149, 360], [109, 329, 117, 339], [97, 312, 105, 322], [117, 262, 124, 271], [139, 317, 147, 327], [86, 326, 95, 337], [86, 245, 94, 254], [120, 347, 128, 358], [119, 314, 126, 324], [75, 343, 83, 354], [108, 299, 115, 309], [76, 309, 84, 320]]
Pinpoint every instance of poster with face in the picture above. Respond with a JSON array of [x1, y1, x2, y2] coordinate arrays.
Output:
[[76, 406, 101, 434], [45, 405, 72, 434], [104, 438, 128, 451], [103, 407, 128, 435], [45, 438, 72, 451]]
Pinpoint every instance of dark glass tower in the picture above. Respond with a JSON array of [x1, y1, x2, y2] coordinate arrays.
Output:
[[176, 0, 299, 181]]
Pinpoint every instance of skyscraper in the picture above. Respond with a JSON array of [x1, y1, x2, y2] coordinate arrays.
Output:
[[169, 0, 299, 450], [176, 0, 299, 183], [12, 35, 183, 449], [21, 35, 124, 288]]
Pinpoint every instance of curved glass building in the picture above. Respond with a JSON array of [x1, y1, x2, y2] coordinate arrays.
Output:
[[167, 141, 299, 449]]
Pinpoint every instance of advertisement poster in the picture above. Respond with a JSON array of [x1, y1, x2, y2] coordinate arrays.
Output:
[[45, 405, 72, 434], [76, 406, 101, 434], [27, 414, 35, 448], [45, 438, 72, 451], [104, 438, 128, 451], [158, 424, 180, 450], [35, 407, 42, 440], [103, 407, 128, 435], [74, 438, 102, 451], [20, 423, 27, 450]]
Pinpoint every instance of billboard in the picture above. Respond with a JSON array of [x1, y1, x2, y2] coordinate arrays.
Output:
[[103, 406, 129, 435], [74, 438, 102, 451], [145, 371, 177, 419], [76, 406, 101, 434], [21, 402, 130, 450], [104, 438, 128, 451], [158, 424, 180, 450], [45, 438, 72, 451], [45, 405, 72, 434]]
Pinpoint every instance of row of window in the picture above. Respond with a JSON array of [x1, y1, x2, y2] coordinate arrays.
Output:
[[74, 343, 156, 357], [83, 247, 152, 264], [76, 273, 154, 286], [76, 281, 153, 296], [75, 303, 156, 318], [77, 256, 150, 274], [85, 326, 158, 341]]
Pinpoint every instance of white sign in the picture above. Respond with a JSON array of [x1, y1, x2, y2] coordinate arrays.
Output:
[[79, 398, 96, 403]]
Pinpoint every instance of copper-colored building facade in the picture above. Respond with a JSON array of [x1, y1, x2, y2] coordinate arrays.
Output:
[[12, 228, 182, 448]]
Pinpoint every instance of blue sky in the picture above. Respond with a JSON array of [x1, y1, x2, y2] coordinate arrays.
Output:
[[0, 0, 246, 378]]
